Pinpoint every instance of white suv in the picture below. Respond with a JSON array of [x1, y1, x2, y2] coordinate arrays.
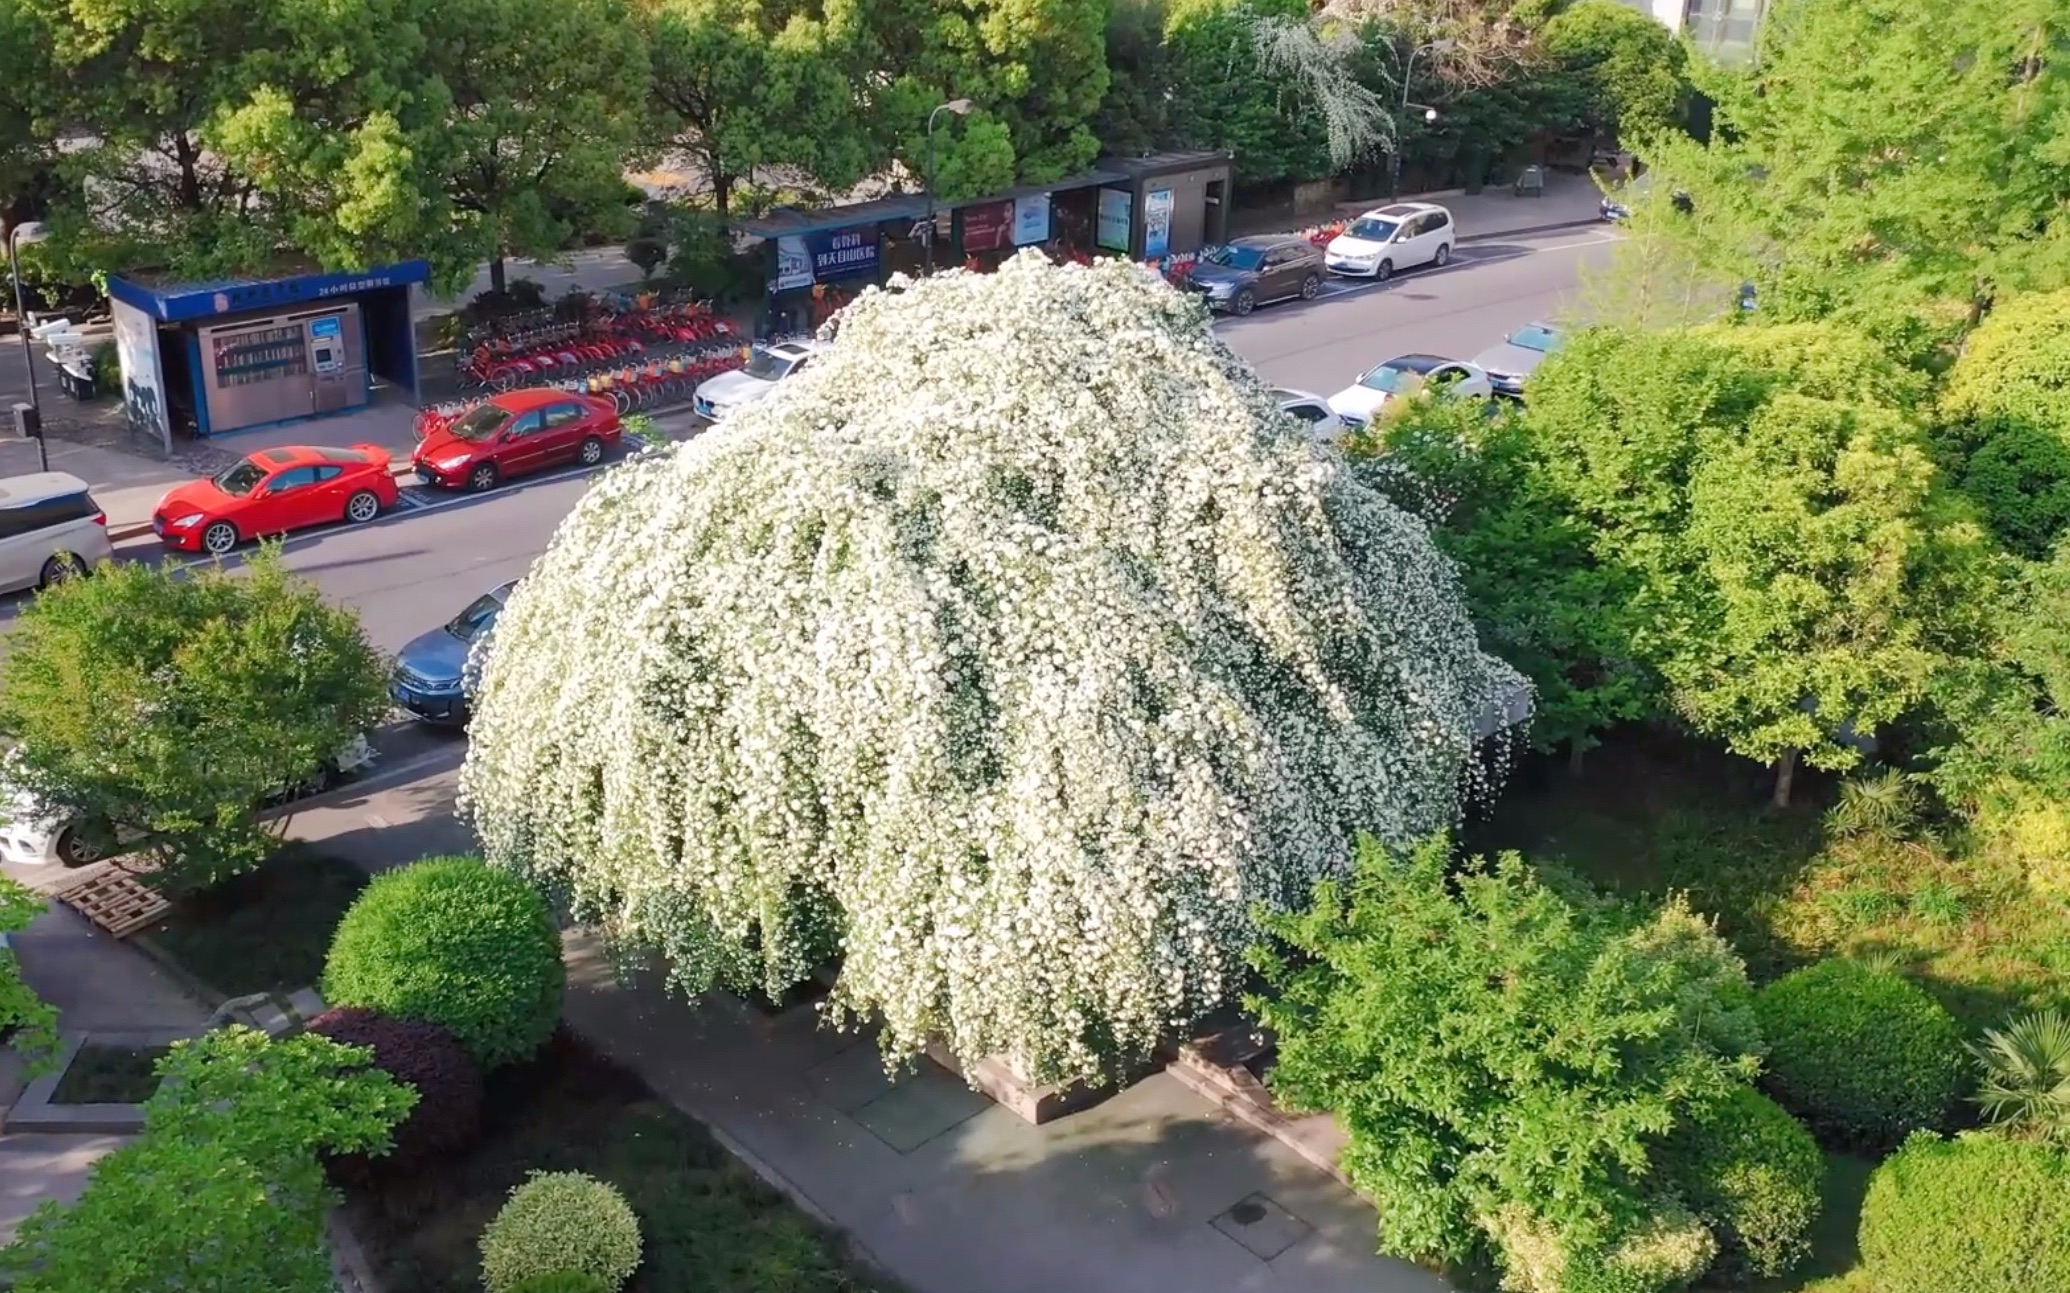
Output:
[[0, 472, 113, 593], [1324, 202, 1456, 280]]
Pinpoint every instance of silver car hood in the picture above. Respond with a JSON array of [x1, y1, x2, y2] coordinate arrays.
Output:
[[1470, 342, 1548, 377]]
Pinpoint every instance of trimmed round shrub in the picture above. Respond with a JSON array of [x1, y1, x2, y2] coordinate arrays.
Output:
[[1660, 1085, 1823, 1283], [479, 1170, 642, 1293], [1753, 958, 1963, 1147], [323, 856, 564, 1069], [305, 1006, 483, 1171], [505, 1274, 611, 1293], [1858, 1132, 2070, 1293]]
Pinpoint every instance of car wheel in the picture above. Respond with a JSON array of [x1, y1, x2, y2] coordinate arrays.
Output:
[[467, 462, 499, 493], [56, 825, 102, 867], [344, 490, 381, 524], [1375, 260, 1394, 282], [1233, 289, 1256, 316], [578, 436, 605, 466], [1433, 243, 1452, 267], [1300, 274, 1321, 300], [38, 552, 86, 589], [201, 521, 239, 555]]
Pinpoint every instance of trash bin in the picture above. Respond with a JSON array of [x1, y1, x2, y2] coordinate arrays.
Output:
[[55, 360, 96, 401]]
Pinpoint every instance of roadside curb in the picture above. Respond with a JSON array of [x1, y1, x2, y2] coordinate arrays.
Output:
[[1458, 216, 1605, 244]]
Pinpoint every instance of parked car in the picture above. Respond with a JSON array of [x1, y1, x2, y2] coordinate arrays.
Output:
[[1327, 355, 1492, 428], [413, 389, 621, 493], [391, 581, 516, 725], [1272, 388, 1352, 442], [693, 340, 823, 422], [1324, 203, 1456, 280], [1471, 323, 1566, 396], [153, 444, 399, 556], [0, 471, 111, 592], [1184, 236, 1325, 315], [0, 734, 376, 868], [1600, 177, 1694, 222]]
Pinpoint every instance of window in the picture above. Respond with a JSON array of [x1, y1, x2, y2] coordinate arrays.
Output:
[[445, 593, 505, 643], [1202, 244, 1268, 271], [0, 491, 94, 542], [450, 404, 513, 442], [267, 466, 321, 492], [1508, 325, 1562, 353], [1346, 217, 1400, 242], [311, 465, 345, 484], [504, 411, 546, 438], [542, 403, 586, 429], [211, 459, 268, 496], [1281, 402, 1332, 425]]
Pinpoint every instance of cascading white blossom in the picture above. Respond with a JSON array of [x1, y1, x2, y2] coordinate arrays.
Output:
[[459, 250, 1523, 1085]]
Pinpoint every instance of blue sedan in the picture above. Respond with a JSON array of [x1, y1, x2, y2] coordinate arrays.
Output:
[[391, 582, 515, 725]]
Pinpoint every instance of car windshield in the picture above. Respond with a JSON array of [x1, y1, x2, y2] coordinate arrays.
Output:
[[1201, 244, 1266, 271], [445, 594, 504, 643], [211, 459, 267, 496], [1359, 365, 1412, 392], [450, 404, 513, 442], [1508, 325, 1561, 353], [1346, 217, 1399, 242], [744, 349, 799, 381]]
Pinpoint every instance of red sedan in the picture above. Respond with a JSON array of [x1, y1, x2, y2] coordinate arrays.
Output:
[[152, 444, 401, 555], [411, 389, 622, 492]]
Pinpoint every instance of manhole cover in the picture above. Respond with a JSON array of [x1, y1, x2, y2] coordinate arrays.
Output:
[[1228, 1200, 1268, 1226], [1212, 1192, 1314, 1261]]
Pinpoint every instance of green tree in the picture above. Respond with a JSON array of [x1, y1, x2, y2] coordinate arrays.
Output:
[[1165, 0, 1330, 185], [1355, 397, 1653, 767], [1091, 0, 1179, 158], [1252, 836, 1762, 1282], [646, 0, 871, 221], [23, 0, 450, 281], [0, 551, 391, 892], [419, 0, 650, 293], [0, 1028, 414, 1293], [0, 0, 54, 230], [1539, 0, 1686, 143], [1936, 287, 2070, 558], [0, 878, 58, 1075], [1525, 324, 1970, 804], [1637, 0, 2070, 355], [857, 0, 1110, 190]]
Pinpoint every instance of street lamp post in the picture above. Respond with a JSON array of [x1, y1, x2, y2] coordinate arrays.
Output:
[[6, 221, 50, 472], [923, 98, 974, 274], [1391, 39, 1454, 200]]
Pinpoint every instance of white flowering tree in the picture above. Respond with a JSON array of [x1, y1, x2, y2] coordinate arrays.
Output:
[[460, 251, 1525, 1084]]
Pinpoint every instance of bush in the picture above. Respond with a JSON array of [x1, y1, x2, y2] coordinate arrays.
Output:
[[304, 1007, 482, 1171], [1753, 959, 1964, 1148], [479, 1171, 642, 1293], [1482, 1198, 1716, 1293], [1659, 1085, 1823, 1282], [1857, 1132, 2070, 1293], [505, 1274, 611, 1293], [322, 857, 564, 1069]]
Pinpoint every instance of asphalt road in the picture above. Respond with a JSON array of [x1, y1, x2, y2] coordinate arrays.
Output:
[[3, 226, 1618, 712]]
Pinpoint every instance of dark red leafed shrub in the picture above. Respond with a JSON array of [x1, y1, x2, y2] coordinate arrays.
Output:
[[306, 1006, 483, 1172]]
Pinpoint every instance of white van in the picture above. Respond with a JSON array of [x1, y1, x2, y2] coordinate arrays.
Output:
[[1324, 202, 1457, 280], [0, 472, 113, 593]]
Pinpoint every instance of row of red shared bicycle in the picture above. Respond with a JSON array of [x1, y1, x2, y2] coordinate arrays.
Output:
[[416, 341, 748, 441], [457, 296, 734, 391]]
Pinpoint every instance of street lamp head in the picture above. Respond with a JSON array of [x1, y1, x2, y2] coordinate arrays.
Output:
[[946, 98, 974, 115], [1424, 107, 1439, 122], [6, 221, 47, 251]]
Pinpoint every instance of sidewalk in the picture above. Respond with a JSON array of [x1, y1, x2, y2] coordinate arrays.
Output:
[[293, 764, 1455, 1293]]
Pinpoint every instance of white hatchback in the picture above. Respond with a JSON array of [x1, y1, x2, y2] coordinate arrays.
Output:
[[1324, 202, 1457, 280], [1327, 355, 1492, 430]]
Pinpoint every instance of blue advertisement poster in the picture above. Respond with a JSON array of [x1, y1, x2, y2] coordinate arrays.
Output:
[[772, 226, 881, 289], [1012, 194, 1052, 246], [1143, 188, 1175, 259], [1096, 188, 1132, 252]]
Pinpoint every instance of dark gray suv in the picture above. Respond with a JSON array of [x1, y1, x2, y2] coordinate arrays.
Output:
[[1184, 236, 1326, 315]]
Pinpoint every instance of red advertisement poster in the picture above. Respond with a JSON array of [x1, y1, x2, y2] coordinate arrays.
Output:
[[961, 201, 1015, 252]]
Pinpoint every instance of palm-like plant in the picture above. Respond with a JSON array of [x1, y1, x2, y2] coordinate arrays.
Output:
[[1967, 1009, 2070, 1143]]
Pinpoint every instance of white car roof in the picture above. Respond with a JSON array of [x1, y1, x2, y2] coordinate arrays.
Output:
[[1349, 202, 1450, 222], [763, 341, 821, 361], [0, 472, 93, 508]]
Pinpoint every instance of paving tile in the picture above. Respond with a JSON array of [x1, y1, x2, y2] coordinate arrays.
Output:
[[1211, 1192, 1314, 1262], [804, 1036, 901, 1114], [852, 1066, 992, 1154]]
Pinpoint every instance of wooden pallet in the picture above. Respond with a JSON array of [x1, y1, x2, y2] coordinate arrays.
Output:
[[46, 866, 169, 939]]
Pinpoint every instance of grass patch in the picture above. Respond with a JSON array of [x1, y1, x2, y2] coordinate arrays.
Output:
[[346, 1031, 898, 1293], [49, 1042, 169, 1104], [148, 847, 368, 999]]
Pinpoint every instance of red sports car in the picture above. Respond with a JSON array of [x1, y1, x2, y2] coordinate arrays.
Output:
[[412, 389, 622, 492], [152, 443, 401, 555]]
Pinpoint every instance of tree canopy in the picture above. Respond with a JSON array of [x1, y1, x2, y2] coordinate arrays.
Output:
[[1254, 836, 1763, 1288], [0, 551, 390, 891], [461, 252, 1524, 1085]]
